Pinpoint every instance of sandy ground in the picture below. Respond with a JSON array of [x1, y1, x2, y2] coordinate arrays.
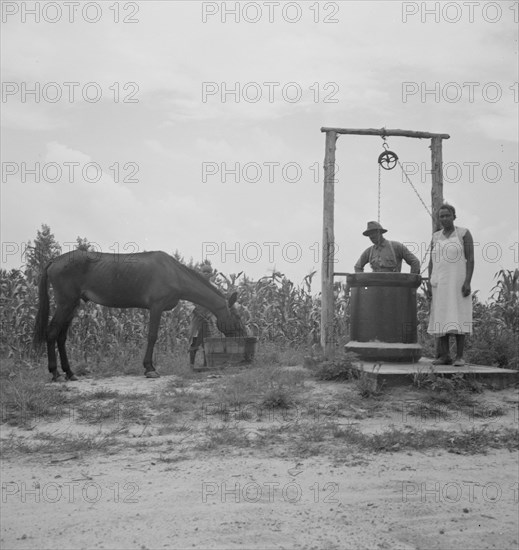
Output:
[[1, 373, 518, 550]]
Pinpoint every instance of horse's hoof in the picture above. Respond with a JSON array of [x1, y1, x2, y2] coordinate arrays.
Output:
[[66, 374, 79, 381], [145, 370, 160, 379]]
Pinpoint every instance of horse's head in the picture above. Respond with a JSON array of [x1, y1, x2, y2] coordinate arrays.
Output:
[[216, 292, 247, 337]]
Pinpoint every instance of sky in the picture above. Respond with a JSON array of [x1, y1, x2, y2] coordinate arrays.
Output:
[[1, 0, 518, 301]]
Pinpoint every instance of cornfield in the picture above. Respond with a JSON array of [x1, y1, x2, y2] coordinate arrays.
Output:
[[0, 264, 348, 364], [1, 261, 517, 370]]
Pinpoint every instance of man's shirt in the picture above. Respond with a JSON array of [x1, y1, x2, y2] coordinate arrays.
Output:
[[354, 239, 421, 273]]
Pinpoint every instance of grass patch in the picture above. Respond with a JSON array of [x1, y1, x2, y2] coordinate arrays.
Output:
[[156, 387, 202, 414], [260, 386, 294, 409], [332, 425, 519, 454], [3, 429, 124, 455], [70, 346, 193, 380], [412, 371, 484, 394], [234, 408, 254, 421], [210, 364, 306, 418], [75, 400, 149, 424], [151, 385, 214, 429], [250, 424, 295, 448], [196, 424, 253, 450], [156, 421, 194, 436], [71, 345, 144, 378], [404, 371, 496, 420], [311, 354, 384, 398], [471, 403, 507, 419], [150, 382, 218, 431], [156, 452, 189, 464], [254, 342, 308, 367], [425, 390, 476, 411], [304, 399, 344, 421], [312, 353, 358, 382], [400, 400, 453, 422], [85, 389, 121, 399], [352, 370, 383, 398], [2, 347, 516, 461], [292, 421, 338, 456], [0, 363, 152, 428], [0, 373, 77, 427]]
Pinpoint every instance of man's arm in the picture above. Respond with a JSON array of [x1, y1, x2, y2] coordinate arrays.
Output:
[[400, 243, 421, 274], [354, 248, 370, 272]]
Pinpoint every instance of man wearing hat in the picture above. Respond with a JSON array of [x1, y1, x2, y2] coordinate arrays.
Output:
[[354, 221, 420, 274]]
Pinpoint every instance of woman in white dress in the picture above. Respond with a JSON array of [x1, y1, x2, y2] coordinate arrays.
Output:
[[426, 204, 475, 366]]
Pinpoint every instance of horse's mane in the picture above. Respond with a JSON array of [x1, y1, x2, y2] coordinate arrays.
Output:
[[168, 255, 227, 300]]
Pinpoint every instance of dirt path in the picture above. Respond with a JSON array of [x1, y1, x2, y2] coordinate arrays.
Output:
[[1, 374, 518, 550]]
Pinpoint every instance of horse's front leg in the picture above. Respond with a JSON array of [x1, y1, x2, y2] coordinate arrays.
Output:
[[143, 307, 162, 378]]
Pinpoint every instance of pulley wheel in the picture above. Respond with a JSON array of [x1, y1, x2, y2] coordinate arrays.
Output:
[[378, 150, 398, 170]]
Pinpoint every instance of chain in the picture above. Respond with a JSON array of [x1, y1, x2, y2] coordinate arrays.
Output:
[[377, 136, 388, 223], [377, 138, 434, 274], [377, 162, 381, 223]]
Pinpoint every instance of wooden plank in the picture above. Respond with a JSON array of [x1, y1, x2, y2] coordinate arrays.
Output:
[[321, 130, 337, 357], [430, 136, 444, 232], [320, 127, 450, 140]]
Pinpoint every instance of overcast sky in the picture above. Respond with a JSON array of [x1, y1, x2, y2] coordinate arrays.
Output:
[[1, 0, 518, 300]]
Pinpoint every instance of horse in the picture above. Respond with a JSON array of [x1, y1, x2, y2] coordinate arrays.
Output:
[[33, 250, 246, 381]]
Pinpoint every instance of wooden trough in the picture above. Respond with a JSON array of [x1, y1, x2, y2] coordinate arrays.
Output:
[[204, 336, 257, 369]]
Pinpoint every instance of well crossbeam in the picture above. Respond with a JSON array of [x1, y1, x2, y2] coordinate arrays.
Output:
[[321, 127, 450, 139]]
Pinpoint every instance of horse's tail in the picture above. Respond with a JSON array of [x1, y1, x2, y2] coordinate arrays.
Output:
[[33, 261, 52, 351]]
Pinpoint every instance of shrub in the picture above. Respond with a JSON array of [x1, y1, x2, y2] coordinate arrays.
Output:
[[313, 353, 358, 381]]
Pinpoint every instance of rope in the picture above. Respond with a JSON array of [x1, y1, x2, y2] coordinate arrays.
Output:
[[397, 158, 433, 219], [395, 161, 435, 274]]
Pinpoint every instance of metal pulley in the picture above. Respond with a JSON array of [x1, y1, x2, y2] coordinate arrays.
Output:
[[378, 142, 398, 170]]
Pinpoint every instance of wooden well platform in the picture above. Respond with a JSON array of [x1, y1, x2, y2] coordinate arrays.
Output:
[[352, 358, 519, 390]]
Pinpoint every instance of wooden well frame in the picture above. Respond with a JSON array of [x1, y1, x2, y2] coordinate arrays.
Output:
[[320, 127, 450, 357]]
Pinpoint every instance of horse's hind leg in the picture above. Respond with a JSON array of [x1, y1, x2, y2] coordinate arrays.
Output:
[[47, 302, 78, 381], [57, 318, 77, 381], [46, 332, 60, 381]]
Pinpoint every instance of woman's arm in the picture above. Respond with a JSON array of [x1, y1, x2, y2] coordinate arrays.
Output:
[[425, 241, 433, 299], [462, 229, 475, 297]]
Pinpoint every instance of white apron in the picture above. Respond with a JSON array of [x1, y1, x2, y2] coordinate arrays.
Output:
[[427, 227, 472, 335]]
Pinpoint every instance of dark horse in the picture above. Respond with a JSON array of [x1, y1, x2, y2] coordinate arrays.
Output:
[[33, 250, 245, 381]]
